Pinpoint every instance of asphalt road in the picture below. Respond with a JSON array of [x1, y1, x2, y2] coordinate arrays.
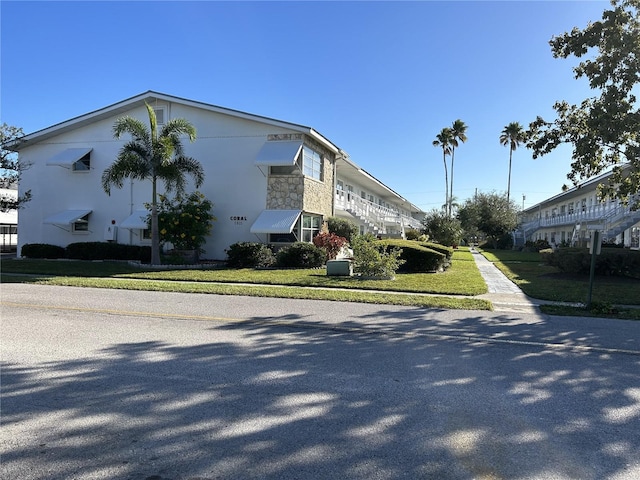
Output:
[[1, 284, 639, 480]]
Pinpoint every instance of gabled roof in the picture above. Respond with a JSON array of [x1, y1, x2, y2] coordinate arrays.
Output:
[[8, 90, 340, 154], [8, 90, 424, 215]]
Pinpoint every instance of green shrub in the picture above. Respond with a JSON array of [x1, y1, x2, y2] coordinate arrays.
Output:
[[404, 229, 421, 241], [21, 243, 65, 259], [65, 242, 150, 262], [352, 234, 405, 278], [225, 242, 275, 268], [545, 247, 640, 279], [379, 239, 446, 273], [596, 248, 640, 278], [421, 241, 454, 260], [276, 242, 325, 268], [496, 233, 514, 250], [326, 217, 358, 243], [152, 191, 216, 252], [525, 239, 551, 252]]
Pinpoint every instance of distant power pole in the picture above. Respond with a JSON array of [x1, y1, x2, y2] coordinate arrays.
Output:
[[522, 194, 526, 210]]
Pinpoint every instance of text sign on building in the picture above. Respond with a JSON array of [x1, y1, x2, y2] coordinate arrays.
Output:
[[230, 216, 247, 226]]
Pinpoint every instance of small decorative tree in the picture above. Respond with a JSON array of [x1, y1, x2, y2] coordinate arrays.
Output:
[[312, 232, 348, 261], [351, 233, 404, 279], [147, 191, 215, 262]]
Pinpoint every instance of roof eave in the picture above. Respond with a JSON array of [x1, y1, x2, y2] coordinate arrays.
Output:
[[9, 91, 339, 154]]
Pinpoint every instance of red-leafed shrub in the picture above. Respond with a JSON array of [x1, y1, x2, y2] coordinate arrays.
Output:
[[312, 232, 348, 260]]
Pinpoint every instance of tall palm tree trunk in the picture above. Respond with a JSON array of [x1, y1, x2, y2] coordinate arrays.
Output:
[[151, 175, 161, 265], [507, 148, 513, 203], [449, 148, 455, 217], [442, 152, 449, 214]]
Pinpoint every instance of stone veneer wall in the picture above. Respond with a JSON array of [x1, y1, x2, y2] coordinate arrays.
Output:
[[265, 135, 335, 217], [266, 176, 304, 210]]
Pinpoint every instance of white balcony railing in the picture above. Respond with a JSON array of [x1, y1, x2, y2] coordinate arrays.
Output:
[[520, 195, 640, 239], [335, 190, 422, 232]]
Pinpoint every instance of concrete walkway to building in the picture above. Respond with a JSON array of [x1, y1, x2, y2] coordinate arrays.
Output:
[[470, 247, 556, 313]]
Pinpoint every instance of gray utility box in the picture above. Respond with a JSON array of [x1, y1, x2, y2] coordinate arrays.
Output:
[[326, 259, 353, 276]]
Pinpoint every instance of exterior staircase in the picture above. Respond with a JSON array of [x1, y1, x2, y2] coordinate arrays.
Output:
[[605, 205, 640, 239]]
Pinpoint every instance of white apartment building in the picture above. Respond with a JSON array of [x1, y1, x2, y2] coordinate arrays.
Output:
[[9, 91, 424, 260], [517, 166, 640, 249]]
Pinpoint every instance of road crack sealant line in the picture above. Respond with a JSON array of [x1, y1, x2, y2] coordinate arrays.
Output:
[[4, 301, 640, 357]]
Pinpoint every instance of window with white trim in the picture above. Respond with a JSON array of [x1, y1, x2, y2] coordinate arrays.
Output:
[[72, 151, 91, 171], [72, 213, 90, 233], [302, 146, 323, 181], [301, 214, 322, 242], [153, 107, 165, 125]]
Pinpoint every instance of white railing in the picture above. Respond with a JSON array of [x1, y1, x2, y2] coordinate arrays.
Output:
[[519, 195, 640, 241], [522, 202, 628, 230], [335, 190, 422, 231]]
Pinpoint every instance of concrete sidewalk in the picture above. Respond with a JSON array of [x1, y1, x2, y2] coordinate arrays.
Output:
[[470, 248, 556, 313]]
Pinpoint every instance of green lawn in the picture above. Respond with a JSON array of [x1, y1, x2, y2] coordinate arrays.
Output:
[[479, 248, 640, 305], [5, 247, 638, 319], [0, 249, 490, 311], [479, 248, 640, 320]]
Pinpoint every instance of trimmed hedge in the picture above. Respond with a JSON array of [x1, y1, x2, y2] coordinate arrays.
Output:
[[21, 242, 150, 262], [378, 239, 447, 273], [225, 242, 275, 268], [420, 241, 454, 260], [21, 243, 66, 259], [276, 242, 325, 268], [65, 242, 151, 262], [545, 247, 640, 279]]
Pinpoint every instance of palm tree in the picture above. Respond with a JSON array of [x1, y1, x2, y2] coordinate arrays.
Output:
[[432, 127, 453, 215], [499, 121, 526, 203], [449, 119, 468, 217], [102, 103, 205, 265]]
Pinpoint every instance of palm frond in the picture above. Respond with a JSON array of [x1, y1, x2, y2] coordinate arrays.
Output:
[[161, 118, 197, 142], [144, 103, 158, 143], [113, 116, 149, 143]]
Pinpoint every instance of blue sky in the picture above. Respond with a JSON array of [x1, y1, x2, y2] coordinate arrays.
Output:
[[1, 0, 609, 211]]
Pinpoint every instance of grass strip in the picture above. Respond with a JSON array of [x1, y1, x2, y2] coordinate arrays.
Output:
[[540, 304, 640, 321], [1, 274, 492, 311]]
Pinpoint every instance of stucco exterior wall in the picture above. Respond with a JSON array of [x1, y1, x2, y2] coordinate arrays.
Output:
[[16, 101, 299, 260], [14, 93, 425, 260]]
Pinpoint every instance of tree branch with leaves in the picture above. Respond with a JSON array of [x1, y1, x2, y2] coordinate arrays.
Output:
[[527, 0, 640, 209], [0, 123, 31, 212]]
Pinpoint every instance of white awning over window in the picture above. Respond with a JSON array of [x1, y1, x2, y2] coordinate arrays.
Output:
[[45, 148, 93, 168], [43, 209, 92, 226], [255, 141, 303, 166], [119, 210, 149, 230], [250, 209, 301, 234]]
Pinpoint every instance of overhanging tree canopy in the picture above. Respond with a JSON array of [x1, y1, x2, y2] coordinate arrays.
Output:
[[527, 0, 640, 209]]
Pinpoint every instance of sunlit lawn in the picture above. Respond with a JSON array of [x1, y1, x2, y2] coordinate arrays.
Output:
[[0, 248, 490, 311]]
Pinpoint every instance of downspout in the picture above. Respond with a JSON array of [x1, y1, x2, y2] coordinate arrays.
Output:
[[332, 151, 341, 217]]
